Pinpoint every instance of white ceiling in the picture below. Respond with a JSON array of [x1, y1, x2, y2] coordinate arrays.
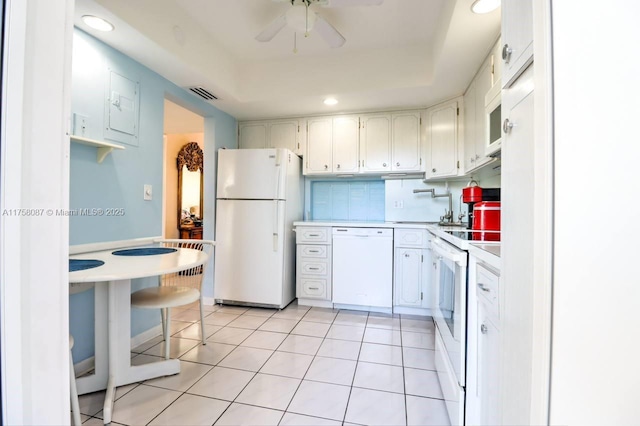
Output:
[[74, 0, 501, 121]]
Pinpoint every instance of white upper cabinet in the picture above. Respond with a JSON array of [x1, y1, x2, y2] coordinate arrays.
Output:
[[501, 0, 533, 88], [238, 122, 268, 150], [238, 119, 302, 155], [332, 115, 360, 173], [463, 78, 478, 173], [464, 56, 493, 174], [425, 99, 460, 179], [305, 117, 333, 175], [304, 110, 423, 176], [391, 111, 422, 172], [491, 36, 503, 88], [360, 113, 391, 173], [269, 120, 300, 152]]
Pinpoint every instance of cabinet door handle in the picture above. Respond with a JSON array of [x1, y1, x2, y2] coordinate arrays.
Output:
[[404, 253, 410, 258], [383, 163, 387, 167], [481, 324, 488, 334], [336, 164, 341, 169], [324, 164, 328, 170], [502, 43, 513, 63], [503, 118, 514, 134], [308, 286, 319, 290], [308, 234, 319, 237], [432, 168, 436, 173], [477, 283, 490, 292], [396, 162, 400, 167], [308, 249, 320, 253], [308, 267, 320, 271]]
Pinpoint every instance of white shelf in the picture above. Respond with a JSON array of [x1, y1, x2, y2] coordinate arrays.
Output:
[[70, 135, 125, 163]]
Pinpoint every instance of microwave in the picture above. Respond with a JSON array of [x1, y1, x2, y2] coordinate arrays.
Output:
[[484, 82, 502, 157]]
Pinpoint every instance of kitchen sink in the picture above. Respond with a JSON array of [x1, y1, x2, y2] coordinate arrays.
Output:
[[438, 221, 467, 227], [392, 221, 439, 224]]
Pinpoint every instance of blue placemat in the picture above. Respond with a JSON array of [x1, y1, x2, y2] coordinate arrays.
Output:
[[69, 259, 105, 272], [111, 247, 177, 256]]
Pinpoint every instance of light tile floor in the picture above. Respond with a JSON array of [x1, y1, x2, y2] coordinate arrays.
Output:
[[77, 302, 450, 426]]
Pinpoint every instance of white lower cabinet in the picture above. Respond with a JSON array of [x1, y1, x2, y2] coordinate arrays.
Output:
[[295, 226, 332, 307], [393, 229, 432, 313], [295, 224, 435, 316], [467, 254, 501, 425], [476, 302, 500, 426]]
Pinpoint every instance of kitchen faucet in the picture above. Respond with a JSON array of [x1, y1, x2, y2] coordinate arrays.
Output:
[[412, 187, 456, 225]]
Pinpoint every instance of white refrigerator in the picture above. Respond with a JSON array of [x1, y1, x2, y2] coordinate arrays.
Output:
[[214, 148, 303, 308]]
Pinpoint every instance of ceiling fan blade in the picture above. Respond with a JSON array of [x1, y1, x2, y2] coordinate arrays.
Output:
[[255, 14, 287, 42], [322, 0, 383, 7], [313, 15, 346, 48]]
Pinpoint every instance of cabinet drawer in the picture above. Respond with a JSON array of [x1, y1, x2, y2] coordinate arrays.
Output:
[[297, 244, 328, 259], [299, 278, 328, 299], [299, 259, 329, 276], [476, 262, 500, 317], [296, 227, 330, 244], [394, 228, 429, 248]]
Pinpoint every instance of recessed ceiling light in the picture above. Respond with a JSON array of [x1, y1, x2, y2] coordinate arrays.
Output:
[[324, 98, 338, 106], [471, 0, 500, 14], [82, 15, 114, 32]]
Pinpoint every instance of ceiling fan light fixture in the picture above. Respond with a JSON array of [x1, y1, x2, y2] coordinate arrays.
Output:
[[286, 4, 317, 33], [81, 15, 114, 32], [470, 0, 500, 14], [324, 98, 338, 105]]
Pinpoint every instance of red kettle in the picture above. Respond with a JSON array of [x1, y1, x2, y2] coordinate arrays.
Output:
[[462, 180, 483, 203]]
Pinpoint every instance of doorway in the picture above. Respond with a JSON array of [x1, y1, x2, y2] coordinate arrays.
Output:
[[163, 99, 205, 239]]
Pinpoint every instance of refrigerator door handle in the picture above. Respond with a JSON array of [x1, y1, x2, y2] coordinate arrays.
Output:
[[274, 149, 282, 198], [273, 200, 279, 252]]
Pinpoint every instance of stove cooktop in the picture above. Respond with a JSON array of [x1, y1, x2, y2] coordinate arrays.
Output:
[[443, 229, 500, 242]]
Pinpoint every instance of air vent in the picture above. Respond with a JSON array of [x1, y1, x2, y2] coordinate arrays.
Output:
[[187, 86, 218, 101]]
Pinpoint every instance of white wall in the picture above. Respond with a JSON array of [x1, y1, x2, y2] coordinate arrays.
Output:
[[1, 0, 73, 423], [550, 1, 640, 424]]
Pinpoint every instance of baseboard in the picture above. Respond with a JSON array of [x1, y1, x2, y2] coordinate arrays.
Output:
[[202, 296, 216, 306], [73, 324, 163, 374], [392, 306, 434, 317], [132, 324, 163, 348], [73, 356, 96, 377]]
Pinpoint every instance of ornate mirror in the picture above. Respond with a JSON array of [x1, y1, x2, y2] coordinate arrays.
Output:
[[177, 142, 203, 228]]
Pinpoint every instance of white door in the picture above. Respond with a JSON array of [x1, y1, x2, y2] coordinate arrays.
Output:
[[426, 100, 459, 178], [239, 122, 268, 149], [501, 0, 533, 87], [214, 199, 285, 306], [394, 248, 423, 307], [332, 115, 359, 173], [269, 120, 299, 153], [217, 149, 288, 200], [305, 117, 333, 175], [360, 114, 391, 172], [391, 112, 421, 172]]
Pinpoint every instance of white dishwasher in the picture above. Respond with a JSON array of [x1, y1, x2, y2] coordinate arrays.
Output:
[[332, 227, 393, 308]]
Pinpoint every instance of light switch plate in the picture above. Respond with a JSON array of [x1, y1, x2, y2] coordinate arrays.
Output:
[[73, 113, 88, 136], [144, 184, 152, 201]]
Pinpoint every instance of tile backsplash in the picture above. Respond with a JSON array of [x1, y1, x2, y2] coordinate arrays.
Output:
[[310, 180, 385, 221], [305, 171, 501, 223]]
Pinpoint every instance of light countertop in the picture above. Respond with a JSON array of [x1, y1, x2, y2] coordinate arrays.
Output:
[[294, 221, 501, 268], [293, 220, 438, 229], [468, 243, 501, 269]]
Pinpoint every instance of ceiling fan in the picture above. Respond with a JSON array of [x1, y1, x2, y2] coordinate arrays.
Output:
[[255, 0, 384, 49]]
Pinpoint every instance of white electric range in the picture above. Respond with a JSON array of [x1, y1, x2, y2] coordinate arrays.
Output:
[[427, 225, 500, 425]]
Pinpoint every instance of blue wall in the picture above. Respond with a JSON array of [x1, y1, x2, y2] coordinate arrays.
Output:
[[69, 29, 237, 362]]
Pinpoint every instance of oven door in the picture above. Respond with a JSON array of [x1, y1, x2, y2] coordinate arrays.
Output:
[[432, 237, 468, 386]]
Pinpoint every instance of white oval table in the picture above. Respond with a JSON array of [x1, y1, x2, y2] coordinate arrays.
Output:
[[69, 247, 208, 425]]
